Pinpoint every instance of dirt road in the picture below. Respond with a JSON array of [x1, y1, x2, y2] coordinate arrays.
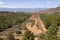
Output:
[[26, 14, 46, 40], [26, 14, 46, 35]]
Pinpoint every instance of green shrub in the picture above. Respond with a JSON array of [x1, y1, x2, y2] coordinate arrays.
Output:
[[22, 30, 34, 40], [16, 30, 22, 34], [6, 33, 15, 40]]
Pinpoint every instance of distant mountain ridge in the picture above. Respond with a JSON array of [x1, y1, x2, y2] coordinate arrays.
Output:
[[0, 8, 47, 12], [40, 6, 60, 13]]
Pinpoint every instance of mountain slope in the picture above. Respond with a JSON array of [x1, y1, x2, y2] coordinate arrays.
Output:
[[40, 6, 60, 13]]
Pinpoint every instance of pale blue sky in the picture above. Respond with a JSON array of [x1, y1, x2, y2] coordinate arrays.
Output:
[[0, 0, 60, 8]]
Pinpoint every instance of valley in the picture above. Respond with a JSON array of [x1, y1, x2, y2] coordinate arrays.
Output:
[[0, 12, 60, 40]]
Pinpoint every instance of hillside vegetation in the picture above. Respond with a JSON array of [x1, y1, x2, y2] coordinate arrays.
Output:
[[39, 13, 60, 40], [0, 12, 31, 32], [0, 12, 60, 40]]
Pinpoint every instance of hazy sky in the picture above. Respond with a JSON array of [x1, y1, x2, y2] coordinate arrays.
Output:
[[0, 0, 60, 8]]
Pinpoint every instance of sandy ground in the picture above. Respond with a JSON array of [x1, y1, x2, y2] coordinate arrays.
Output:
[[26, 14, 46, 40], [26, 15, 46, 35]]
